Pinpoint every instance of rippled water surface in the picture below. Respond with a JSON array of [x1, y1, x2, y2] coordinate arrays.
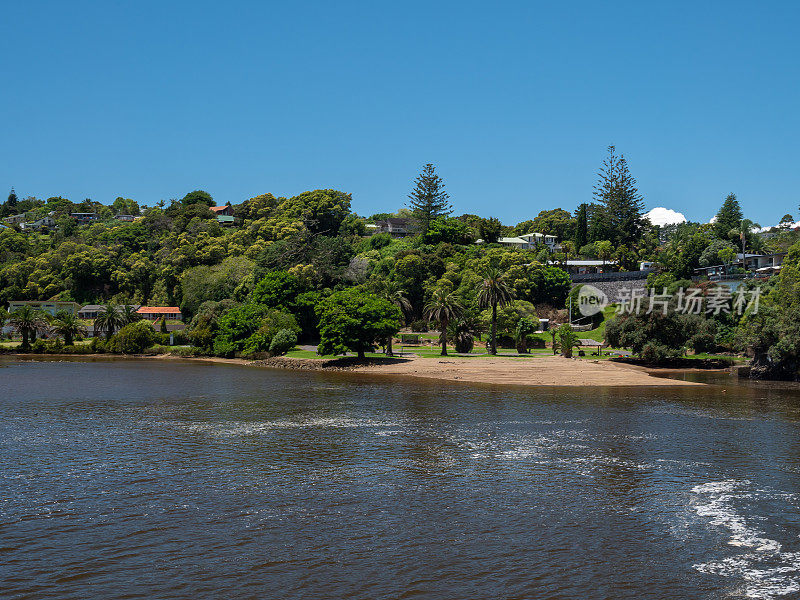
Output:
[[4, 358, 800, 599]]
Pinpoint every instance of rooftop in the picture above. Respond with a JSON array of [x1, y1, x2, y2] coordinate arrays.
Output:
[[137, 306, 181, 314]]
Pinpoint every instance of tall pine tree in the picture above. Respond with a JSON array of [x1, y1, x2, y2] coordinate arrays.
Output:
[[573, 203, 588, 250], [7, 187, 17, 207], [713, 193, 743, 241], [408, 163, 452, 233], [588, 146, 645, 247]]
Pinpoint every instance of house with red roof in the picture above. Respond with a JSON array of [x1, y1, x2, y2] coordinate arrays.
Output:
[[209, 205, 234, 217], [136, 307, 183, 321]]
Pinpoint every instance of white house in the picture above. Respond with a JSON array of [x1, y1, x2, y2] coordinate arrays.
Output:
[[477, 232, 559, 251]]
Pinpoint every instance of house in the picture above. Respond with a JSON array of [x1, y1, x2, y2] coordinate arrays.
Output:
[[374, 218, 414, 237], [216, 215, 235, 227], [136, 306, 183, 321], [21, 216, 56, 231], [7, 300, 82, 316], [210, 205, 235, 217], [71, 213, 99, 225], [4, 214, 26, 225], [114, 214, 136, 222], [561, 260, 617, 275], [77, 304, 141, 319], [694, 252, 786, 278], [477, 232, 559, 251]]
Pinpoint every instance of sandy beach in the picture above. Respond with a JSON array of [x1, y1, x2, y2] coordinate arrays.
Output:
[[349, 354, 702, 387], [4, 352, 706, 387]]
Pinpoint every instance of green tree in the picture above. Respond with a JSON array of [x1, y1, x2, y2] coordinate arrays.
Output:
[[112, 197, 140, 216], [181, 190, 215, 207], [119, 304, 142, 325], [423, 217, 474, 245], [558, 324, 578, 358], [596, 240, 614, 265], [573, 203, 588, 250], [478, 268, 515, 355], [479, 217, 503, 244], [529, 208, 576, 240], [408, 163, 452, 234], [94, 304, 124, 341], [590, 146, 645, 246], [374, 279, 411, 356], [108, 321, 157, 354], [269, 328, 297, 356], [317, 289, 401, 359], [424, 288, 463, 356], [250, 270, 303, 311], [51, 310, 87, 345], [515, 317, 537, 353], [8, 306, 49, 351], [713, 193, 744, 240], [278, 189, 352, 235]]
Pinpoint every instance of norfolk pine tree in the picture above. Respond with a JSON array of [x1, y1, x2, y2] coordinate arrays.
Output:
[[408, 163, 452, 234]]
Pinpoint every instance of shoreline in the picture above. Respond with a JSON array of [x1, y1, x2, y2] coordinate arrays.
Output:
[[3, 352, 709, 387]]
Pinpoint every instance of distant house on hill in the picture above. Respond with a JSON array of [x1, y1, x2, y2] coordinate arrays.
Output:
[[209, 205, 235, 226], [561, 260, 617, 275], [476, 232, 559, 251], [137, 306, 183, 321], [7, 300, 81, 316], [114, 214, 136, 222], [71, 213, 98, 225], [374, 218, 414, 237], [4, 214, 27, 225], [21, 216, 56, 231], [210, 205, 234, 217]]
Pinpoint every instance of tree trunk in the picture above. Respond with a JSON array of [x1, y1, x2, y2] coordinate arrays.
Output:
[[31, 329, 37, 343], [386, 335, 393, 357], [490, 303, 498, 355], [22, 329, 29, 351], [357, 349, 365, 359], [65, 333, 73, 346], [440, 319, 448, 356]]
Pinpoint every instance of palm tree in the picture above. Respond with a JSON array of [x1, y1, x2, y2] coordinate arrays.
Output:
[[448, 315, 485, 354], [8, 306, 49, 351], [51, 310, 88, 346], [478, 268, 515, 355], [94, 303, 123, 341], [119, 304, 142, 326], [424, 289, 463, 356], [730, 219, 762, 260], [376, 280, 411, 356]]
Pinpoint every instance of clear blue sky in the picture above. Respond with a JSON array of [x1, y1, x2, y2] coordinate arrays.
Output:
[[2, 1, 798, 225]]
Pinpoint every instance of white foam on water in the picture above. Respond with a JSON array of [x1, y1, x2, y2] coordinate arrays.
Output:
[[692, 480, 800, 598]]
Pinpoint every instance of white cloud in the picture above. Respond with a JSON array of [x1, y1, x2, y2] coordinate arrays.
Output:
[[645, 207, 687, 227]]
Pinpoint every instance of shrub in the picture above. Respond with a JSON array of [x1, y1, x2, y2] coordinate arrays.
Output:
[[269, 328, 297, 356], [108, 321, 157, 354], [89, 337, 106, 353], [453, 330, 474, 354], [410, 320, 429, 332], [369, 232, 392, 250], [30, 339, 48, 353]]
